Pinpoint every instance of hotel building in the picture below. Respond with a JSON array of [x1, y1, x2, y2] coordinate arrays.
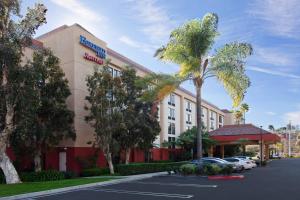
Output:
[[22, 24, 234, 172]]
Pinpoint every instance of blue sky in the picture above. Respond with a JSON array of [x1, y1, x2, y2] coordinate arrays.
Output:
[[21, 0, 300, 129]]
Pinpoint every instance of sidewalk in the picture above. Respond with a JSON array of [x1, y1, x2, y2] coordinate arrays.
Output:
[[1, 172, 168, 200]]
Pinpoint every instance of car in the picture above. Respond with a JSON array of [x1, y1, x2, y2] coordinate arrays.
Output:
[[234, 156, 257, 168], [270, 154, 282, 159], [200, 157, 243, 172], [224, 157, 253, 170]]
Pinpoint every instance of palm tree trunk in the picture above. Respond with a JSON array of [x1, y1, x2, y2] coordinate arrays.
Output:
[[196, 85, 203, 159]]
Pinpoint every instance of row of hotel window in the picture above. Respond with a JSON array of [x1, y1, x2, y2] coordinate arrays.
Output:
[[168, 94, 192, 112]]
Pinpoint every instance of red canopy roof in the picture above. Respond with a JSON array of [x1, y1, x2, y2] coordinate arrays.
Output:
[[209, 124, 280, 143]]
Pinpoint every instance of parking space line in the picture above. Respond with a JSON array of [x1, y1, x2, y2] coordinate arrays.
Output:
[[88, 188, 194, 198], [132, 181, 218, 188]]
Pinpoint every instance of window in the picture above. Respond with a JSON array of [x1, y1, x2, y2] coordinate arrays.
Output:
[[201, 107, 205, 117], [186, 113, 192, 124], [168, 137, 175, 149], [210, 121, 214, 130], [168, 122, 175, 135], [210, 111, 215, 120], [219, 115, 223, 123], [168, 108, 175, 120], [168, 94, 175, 106], [107, 67, 113, 76], [186, 126, 191, 130], [185, 101, 192, 112], [113, 69, 121, 77]]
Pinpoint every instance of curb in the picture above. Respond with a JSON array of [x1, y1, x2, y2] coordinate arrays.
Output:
[[208, 175, 244, 180], [0, 172, 168, 200]]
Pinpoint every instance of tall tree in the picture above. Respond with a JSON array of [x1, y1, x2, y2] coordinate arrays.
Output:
[[143, 13, 252, 159], [85, 66, 123, 174], [240, 103, 249, 124], [234, 110, 243, 125], [114, 68, 160, 164], [0, 1, 46, 184], [11, 49, 76, 172], [268, 125, 275, 132]]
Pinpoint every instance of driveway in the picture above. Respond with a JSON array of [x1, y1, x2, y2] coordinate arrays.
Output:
[[34, 159, 300, 200]]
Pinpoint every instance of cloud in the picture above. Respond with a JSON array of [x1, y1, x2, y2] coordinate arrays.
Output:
[[119, 36, 140, 48], [119, 35, 158, 54], [283, 110, 300, 125], [125, 0, 177, 43], [266, 111, 276, 116], [254, 46, 296, 68], [248, 66, 300, 79], [50, 0, 105, 22], [248, 0, 300, 39]]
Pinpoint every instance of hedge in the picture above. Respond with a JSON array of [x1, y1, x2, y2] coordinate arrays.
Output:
[[115, 161, 188, 175], [81, 168, 110, 177], [0, 170, 65, 184], [20, 170, 65, 182]]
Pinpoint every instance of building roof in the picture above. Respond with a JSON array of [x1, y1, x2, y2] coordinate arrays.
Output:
[[209, 124, 272, 136], [209, 124, 281, 143]]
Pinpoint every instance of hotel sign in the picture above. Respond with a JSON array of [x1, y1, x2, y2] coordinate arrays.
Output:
[[80, 35, 106, 65]]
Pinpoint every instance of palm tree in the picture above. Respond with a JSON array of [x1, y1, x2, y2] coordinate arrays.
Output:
[[143, 13, 252, 159], [268, 125, 275, 132], [234, 110, 244, 125], [240, 103, 249, 124]]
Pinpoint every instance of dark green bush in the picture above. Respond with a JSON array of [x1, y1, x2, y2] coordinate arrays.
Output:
[[63, 171, 77, 179], [20, 170, 65, 182], [81, 168, 110, 177], [115, 161, 188, 175], [220, 165, 234, 175], [179, 164, 196, 175]]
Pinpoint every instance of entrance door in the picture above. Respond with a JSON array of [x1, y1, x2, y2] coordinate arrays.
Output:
[[59, 152, 67, 172]]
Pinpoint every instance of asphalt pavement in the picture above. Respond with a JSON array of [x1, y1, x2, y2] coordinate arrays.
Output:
[[33, 158, 300, 200]]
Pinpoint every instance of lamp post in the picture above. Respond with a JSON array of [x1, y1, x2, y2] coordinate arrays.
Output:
[[260, 126, 263, 167]]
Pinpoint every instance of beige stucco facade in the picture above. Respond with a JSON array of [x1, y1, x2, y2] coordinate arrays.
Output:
[[30, 24, 232, 148]]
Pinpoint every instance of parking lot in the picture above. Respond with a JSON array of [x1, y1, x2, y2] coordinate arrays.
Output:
[[34, 159, 300, 200]]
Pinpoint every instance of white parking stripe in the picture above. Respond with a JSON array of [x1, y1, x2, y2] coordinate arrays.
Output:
[[89, 188, 193, 198], [132, 181, 217, 188]]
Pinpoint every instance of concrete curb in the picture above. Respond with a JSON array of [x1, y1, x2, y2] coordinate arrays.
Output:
[[0, 172, 168, 200]]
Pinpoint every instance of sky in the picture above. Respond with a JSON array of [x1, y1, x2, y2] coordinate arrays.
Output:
[[21, 0, 300, 129]]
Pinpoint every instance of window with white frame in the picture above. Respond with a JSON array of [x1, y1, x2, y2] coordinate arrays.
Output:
[[168, 122, 175, 135], [168, 94, 175, 106], [186, 113, 192, 124], [186, 101, 192, 112], [168, 108, 175, 120], [168, 137, 176, 149]]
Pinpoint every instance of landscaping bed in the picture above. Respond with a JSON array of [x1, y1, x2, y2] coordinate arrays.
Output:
[[115, 161, 188, 175]]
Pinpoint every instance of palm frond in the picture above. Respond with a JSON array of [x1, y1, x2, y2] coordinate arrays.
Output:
[[154, 13, 219, 76], [137, 73, 187, 102], [210, 42, 252, 107]]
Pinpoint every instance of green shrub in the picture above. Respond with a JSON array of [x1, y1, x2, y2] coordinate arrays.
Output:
[[220, 165, 233, 175], [203, 164, 221, 175], [115, 161, 188, 176], [179, 164, 196, 175], [20, 170, 65, 182], [63, 171, 77, 179], [81, 168, 110, 177]]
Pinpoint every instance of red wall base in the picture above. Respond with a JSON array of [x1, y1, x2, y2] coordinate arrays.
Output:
[[6, 147, 183, 174]]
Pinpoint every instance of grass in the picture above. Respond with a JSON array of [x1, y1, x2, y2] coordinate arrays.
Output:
[[0, 177, 113, 197]]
